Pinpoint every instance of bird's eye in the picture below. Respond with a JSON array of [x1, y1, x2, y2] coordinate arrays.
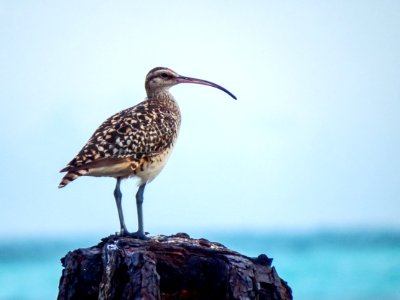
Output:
[[160, 73, 169, 79]]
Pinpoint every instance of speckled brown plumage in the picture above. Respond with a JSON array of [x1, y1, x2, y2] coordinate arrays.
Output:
[[59, 96, 180, 187]]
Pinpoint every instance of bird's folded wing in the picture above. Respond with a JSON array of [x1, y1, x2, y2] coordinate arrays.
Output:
[[60, 101, 179, 173]]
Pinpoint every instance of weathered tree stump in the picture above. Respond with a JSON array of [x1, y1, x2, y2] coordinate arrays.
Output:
[[58, 233, 292, 300]]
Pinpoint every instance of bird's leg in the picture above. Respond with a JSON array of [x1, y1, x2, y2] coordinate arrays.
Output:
[[128, 183, 148, 240], [114, 177, 129, 235]]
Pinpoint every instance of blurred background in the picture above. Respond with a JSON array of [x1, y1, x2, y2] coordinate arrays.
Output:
[[1, 1, 399, 299]]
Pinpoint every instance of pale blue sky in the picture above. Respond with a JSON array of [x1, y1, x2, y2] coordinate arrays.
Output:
[[1, 1, 399, 237]]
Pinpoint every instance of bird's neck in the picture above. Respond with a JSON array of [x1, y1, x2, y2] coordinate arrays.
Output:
[[146, 89, 180, 112], [146, 88, 174, 101]]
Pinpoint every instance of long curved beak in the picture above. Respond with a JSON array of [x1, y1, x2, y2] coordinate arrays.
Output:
[[177, 76, 237, 100]]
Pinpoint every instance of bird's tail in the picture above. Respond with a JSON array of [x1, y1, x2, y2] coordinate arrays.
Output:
[[58, 169, 88, 188]]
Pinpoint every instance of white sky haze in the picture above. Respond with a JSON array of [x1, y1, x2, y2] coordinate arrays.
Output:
[[1, 1, 399, 237]]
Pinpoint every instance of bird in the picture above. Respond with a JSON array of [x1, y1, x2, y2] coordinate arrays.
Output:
[[59, 67, 237, 239]]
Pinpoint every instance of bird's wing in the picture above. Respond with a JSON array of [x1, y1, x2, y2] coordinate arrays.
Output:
[[60, 100, 179, 172]]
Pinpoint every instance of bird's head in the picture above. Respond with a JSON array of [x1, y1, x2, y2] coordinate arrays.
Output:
[[145, 67, 237, 100]]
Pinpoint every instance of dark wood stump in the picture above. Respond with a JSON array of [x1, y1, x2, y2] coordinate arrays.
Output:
[[58, 233, 292, 300]]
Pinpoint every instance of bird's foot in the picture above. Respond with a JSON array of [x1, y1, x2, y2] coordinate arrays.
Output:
[[119, 229, 150, 240]]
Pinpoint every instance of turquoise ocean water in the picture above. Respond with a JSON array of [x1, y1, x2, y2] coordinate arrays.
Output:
[[1, 230, 399, 300]]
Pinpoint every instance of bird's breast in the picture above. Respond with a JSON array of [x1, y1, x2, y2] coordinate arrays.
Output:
[[134, 146, 174, 184]]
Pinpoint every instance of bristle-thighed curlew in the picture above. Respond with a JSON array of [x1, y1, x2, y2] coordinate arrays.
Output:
[[59, 67, 236, 239]]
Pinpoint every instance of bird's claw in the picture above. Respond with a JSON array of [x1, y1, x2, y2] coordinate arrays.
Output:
[[120, 229, 150, 240]]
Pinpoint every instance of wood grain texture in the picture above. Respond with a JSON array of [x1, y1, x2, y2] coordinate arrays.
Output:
[[58, 234, 292, 300]]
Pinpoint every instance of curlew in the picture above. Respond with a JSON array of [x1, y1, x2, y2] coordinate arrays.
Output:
[[59, 67, 236, 239]]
